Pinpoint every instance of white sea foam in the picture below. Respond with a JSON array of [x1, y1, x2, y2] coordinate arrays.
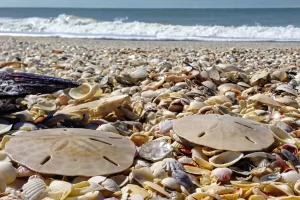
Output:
[[0, 14, 299, 41]]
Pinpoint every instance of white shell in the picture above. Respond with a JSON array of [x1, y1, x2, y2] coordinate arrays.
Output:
[[269, 125, 295, 144], [0, 119, 13, 135], [68, 83, 102, 101], [294, 180, 300, 195], [281, 170, 300, 184], [0, 161, 17, 184], [96, 124, 119, 134], [161, 177, 180, 191], [22, 177, 47, 200], [209, 151, 244, 167]]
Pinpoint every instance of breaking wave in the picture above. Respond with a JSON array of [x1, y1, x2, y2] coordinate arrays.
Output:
[[0, 14, 299, 41]]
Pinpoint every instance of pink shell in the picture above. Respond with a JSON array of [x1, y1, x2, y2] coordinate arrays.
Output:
[[211, 168, 232, 183], [17, 166, 34, 177], [282, 144, 298, 155]]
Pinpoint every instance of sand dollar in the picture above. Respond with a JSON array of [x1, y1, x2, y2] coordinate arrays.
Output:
[[5, 128, 136, 176], [173, 114, 275, 151]]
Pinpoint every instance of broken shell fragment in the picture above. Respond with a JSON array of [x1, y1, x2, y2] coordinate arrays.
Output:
[[269, 125, 295, 144], [139, 140, 173, 161]]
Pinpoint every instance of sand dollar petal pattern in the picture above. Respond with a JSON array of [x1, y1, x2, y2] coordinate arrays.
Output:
[[4, 128, 136, 176]]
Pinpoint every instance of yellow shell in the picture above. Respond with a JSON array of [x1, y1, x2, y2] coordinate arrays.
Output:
[[184, 165, 211, 175], [34, 100, 57, 112], [65, 191, 100, 200], [131, 167, 154, 187], [202, 146, 224, 156], [69, 181, 102, 197], [263, 182, 294, 196], [192, 146, 214, 170], [121, 184, 149, 199], [186, 192, 218, 200], [47, 180, 72, 200], [248, 195, 267, 200]]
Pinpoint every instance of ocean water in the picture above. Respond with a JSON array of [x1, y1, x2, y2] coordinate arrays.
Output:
[[0, 8, 299, 41]]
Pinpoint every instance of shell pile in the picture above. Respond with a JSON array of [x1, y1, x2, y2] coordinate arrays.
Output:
[[1, 39, 300, 199]]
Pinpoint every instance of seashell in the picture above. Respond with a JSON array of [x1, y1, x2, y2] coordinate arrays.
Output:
[[172, 170, 194, 191], [65, 191, 100, 200], [276, 84, 297, 96], [281, 149, 300, 167], [218, 83, 244, 95], [0, 150, 10, 162], [0, 173, 6, 193], [186, 192, 219, 200], [269, 125, 295, 144], [16, 166, 34, 177], [248, 195, 266, 200], [130, 133, 150, 147], [184, 165, 211, 175], [68, 83, 102, 101], [47, 180, 72, 200], [13, 122, 38, 131], [271, 70, 287, 81], [144, 181, 170, 197], [96, 124, 119, 134], [34, 101, 57, 112], [22, 176, 47, 200], [187, 101, 207, 113], [178, 157, 198, 167], [281, 144, 298, 155], [205, 95, 232, 105], [131, 167, 154, 187], [139, 140, 173, 161], [211, 168, 233, 183], [206, 66, 220, 81], [0, 161, 17, 184], [158, 120, 173, 135], [294, 180, 300, 195], [69, 181, 102, 197], [209, 151, 244, 168], [161, 158, 185, 172], [161, 177, 180, 191], [191, 146, 213, 170], [100, 178, 120, 196], [281, 170, 300, 184], [260, 173, 281, 183], [0, 119, 13, 135], [121, 184, 149, 199], [202, 146, 224, 156], [109, 175, 129, 188], [249, 94, 280, 108], [202, 80, 217, 90], [263, 182, 294, 196]]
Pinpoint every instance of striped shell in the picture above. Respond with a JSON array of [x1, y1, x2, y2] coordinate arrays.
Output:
[[22, 176, 47, 200]]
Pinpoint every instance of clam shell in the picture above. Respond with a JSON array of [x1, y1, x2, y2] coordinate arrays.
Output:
[[131, 167, 154, 187], [276, 84, 297, 96], [249, 94, 281, 107], [209, 151, 244, 168], [263, 182, 294, 196], [0, 161, 17, 184], [260, 173, 281, 183], [68, 83, 102, 101], [269, 124, 295, 144], [22, 177, 47, 200], [48, 180, 72, 200], [139, 140, 173, 161]]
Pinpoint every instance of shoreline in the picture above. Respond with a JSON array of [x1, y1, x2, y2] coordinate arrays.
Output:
[[1, 36, 300, 50]]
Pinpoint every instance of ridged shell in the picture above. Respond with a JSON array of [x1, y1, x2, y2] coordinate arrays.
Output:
[[22, 177, 47, 200], [16, 166, 34, 177], [0, 162, 17, 184], [161, 158, 184, 172], [209, 151, 244, 167], [47, 180, 72, 200]]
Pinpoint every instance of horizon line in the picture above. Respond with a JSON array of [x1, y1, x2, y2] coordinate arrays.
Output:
[[0, 7, 299, 9]]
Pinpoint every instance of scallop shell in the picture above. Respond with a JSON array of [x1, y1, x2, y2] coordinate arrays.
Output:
[[0, 161, 17, 184], [161, 158, 184, 172], [269, 124, 295, 144], [47, 180, 72, 200], [209, 151, 244, 168], [172, 170, 194, 191], [139, 140, 173, 161], [68, 83, 102, 101], [22, 177, 47, 200], [192, 146, 213, 170]]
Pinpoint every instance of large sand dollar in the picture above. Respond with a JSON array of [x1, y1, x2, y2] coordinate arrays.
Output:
[[5, 128, 136, 176], [173, 114, 275, 151]]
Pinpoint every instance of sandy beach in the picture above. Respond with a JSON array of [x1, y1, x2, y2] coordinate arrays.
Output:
[[1, 36, 300, 50], [2, 35, 300, 199]]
